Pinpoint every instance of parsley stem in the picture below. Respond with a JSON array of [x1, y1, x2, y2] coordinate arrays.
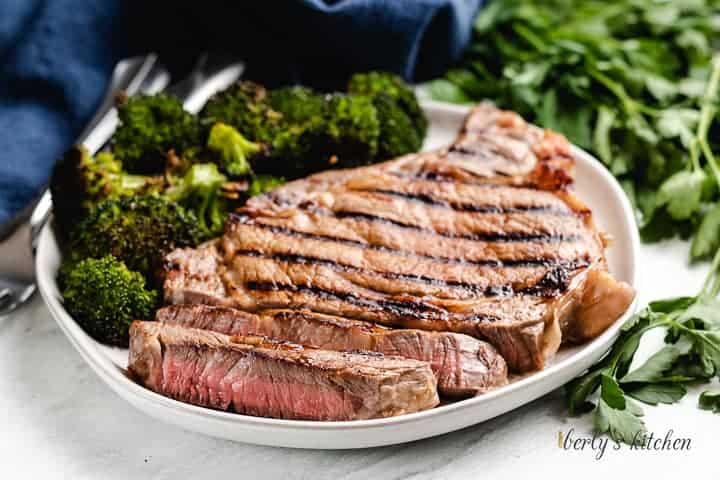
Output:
[[513, 23, 547, 52], [588, 68, 638, 116], [691, 139, 703, 172], [697, 55, 720, 187], [700, 248, 720, 298], [607, 318, 671, 375]]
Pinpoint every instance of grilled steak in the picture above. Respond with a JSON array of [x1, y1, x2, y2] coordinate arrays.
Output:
[[156, 304, 508, 396], [128, 321, 439, 420], [164, 103, 635, 372]]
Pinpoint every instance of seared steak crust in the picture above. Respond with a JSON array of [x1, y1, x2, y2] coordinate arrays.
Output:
[[157, 304, 508, 396], [163, 103, 635, 372], [129, 321, 439, 420]]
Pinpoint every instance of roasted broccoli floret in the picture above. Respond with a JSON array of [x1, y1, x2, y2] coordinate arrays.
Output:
[[248, 174, 285, 197], [67, 195, 205, 283], [201, 82, 297, 174], [252, 93, 380, 177], [201, 82, 282, 142], [267, 86, 324, 124], [206, 123, 260, 176], [166, 162, 229, 236], [112, 93, 202, 174], [49, 146, 163, 238], [348, 71, 428, 138], [200, 82, 381, 178], [58, 255, 158, 347], [348, 71, 426, 159], [371, 93, 423, 159], [315, 93, 379, 165], [51, 142, 241, 242], [201, 81, 305, 165]]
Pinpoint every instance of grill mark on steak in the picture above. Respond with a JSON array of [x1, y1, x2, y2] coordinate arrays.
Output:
[[363, 189, 573, 216], [232, 215, 588, 269], [447, 145, 485, 156], [388, 170, 542, 189], [245, 281, 500, 323], [233, 249, 584, 297], [290, 187, 581, 241], [445, 144, 515, 166], [522, 266, 573, 297], [331, 211, 579, 243], [236, 249, 513, 296]]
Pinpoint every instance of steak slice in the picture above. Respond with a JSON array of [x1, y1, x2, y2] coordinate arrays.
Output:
[[163, 103, 635, 372], [156, 304, 508, 396], [128, 321, 439, 420]]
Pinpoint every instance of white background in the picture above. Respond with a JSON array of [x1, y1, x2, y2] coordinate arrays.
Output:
[[1, 240, 718, 479]]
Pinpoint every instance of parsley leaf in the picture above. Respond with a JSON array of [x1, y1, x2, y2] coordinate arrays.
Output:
[[626, 383, 687, 405], [566, 369, 603, 415], [656, 169, 707, 220], [600, 374, 626, 409], [698, 390, 720, 413], [620, 343, 691, 383], [593, 106, 616, 166], [691, 203, 720, 260], [565, 249, 720, 443], [595, 398, 646, 444]]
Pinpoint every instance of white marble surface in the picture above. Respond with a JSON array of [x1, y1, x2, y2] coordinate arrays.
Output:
[[1, 239, 718, 479]]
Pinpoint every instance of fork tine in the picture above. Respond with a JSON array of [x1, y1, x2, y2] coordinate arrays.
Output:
[[0, 287, 11, 301], [0, 288, 12, 312], [0, 283, 35, 316]]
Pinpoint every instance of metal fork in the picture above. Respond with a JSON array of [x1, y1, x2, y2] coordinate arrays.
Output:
[[0, 53, 244, 316]]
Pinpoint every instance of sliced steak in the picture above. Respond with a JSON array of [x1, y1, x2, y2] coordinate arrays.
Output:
[[129, 321, 439, 420], [163, 103, 635, 372], [156, 304, 508, 396]]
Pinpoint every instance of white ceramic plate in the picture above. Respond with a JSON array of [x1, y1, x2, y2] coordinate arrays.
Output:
[[36, 101, 639, 449]]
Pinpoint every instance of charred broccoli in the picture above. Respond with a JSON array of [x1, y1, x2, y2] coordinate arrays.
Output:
[[58, 255, 158, 347], [260, 92, 381, 176], [251, 92, 381, 177], [51, 142, 240, 241], [206, 123, 260, 176], [166, 162, 229, 236], [200, 81, 307, 168], [112, 93, 202, 174], [371, 93, 423, 159], [200, 83, 384, 178], [49, 146, 163, 238], [316, 93, 379, 162], [267, 86, 324, 124], [201, 81, 283, 142], [200, 74, 425, 178], [348, 71, 428, 138], [67, 195, 205, 283]]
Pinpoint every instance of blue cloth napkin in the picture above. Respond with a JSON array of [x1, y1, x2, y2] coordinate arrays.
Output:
[[0, 0, 482, 232]]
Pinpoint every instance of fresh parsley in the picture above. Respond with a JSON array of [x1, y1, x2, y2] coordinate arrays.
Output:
[[698, 390, 720, 412], [566, 249, 720, 444], [430, 0, 720, 260]]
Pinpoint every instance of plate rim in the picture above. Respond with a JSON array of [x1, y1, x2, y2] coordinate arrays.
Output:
[[35, 100, 640, 440]]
